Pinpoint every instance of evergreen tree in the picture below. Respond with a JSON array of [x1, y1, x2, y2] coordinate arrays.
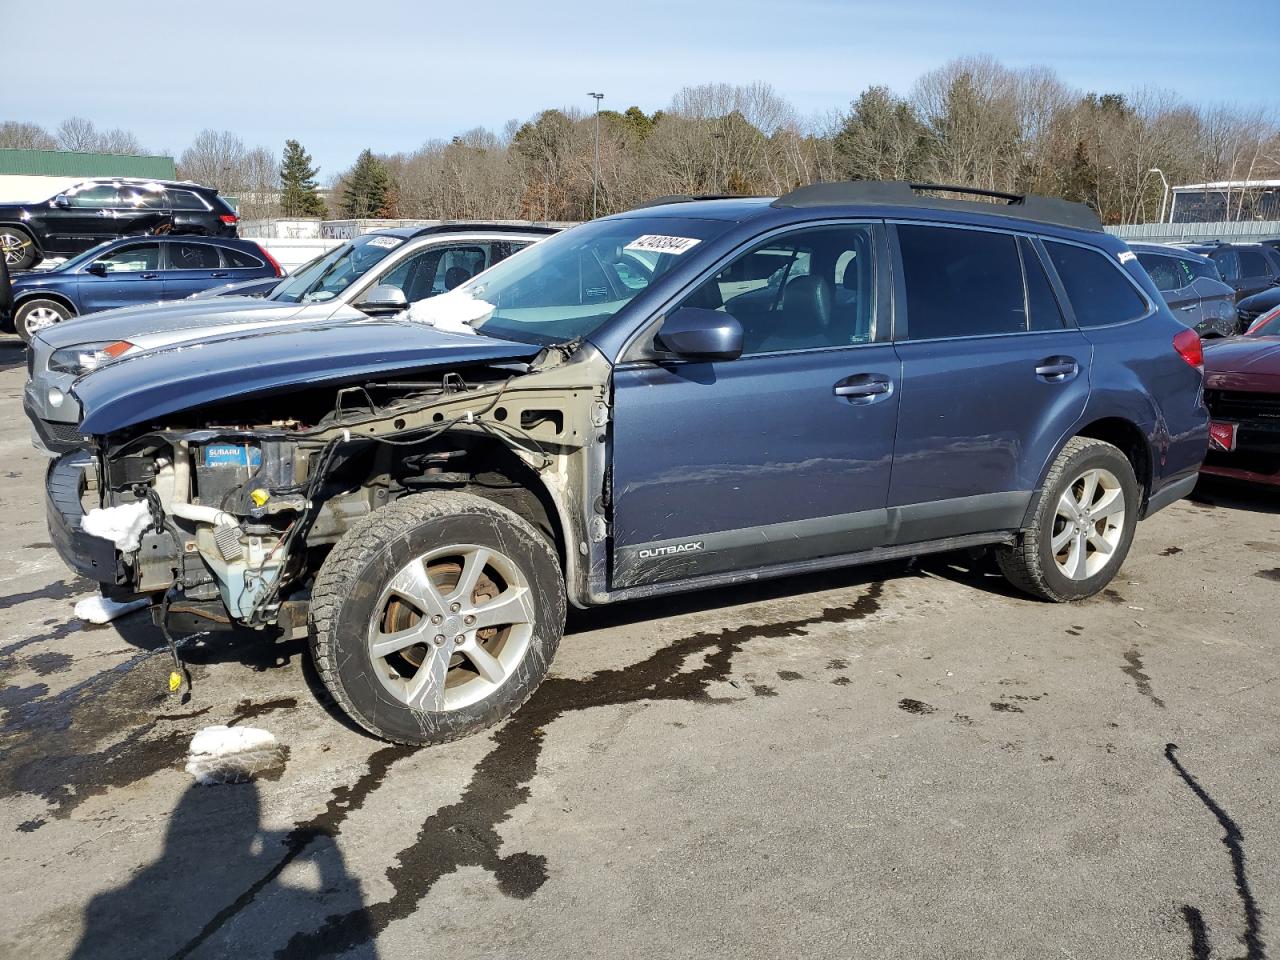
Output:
[[279, 139, 326, 217], [340, 149, 391, 219]]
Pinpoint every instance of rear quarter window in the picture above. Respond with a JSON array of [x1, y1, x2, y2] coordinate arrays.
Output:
[[170, 190, 212, 211], [221, 246, 264, 269], [1043, 241, 1148, 328]]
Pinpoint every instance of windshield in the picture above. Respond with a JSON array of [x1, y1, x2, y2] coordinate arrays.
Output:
[[431, 217, 733, 345], [1250, 308, 1280, 336], [269, 233, 407, 304]]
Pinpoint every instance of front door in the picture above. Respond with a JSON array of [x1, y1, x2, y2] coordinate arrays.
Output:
[[43, 184, 121, 254], [887, 225, 1093, 542], [610, 222, 900, 589], [77, 241, 163, 313]]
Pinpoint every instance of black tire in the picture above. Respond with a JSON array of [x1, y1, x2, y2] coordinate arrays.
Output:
[[310, 491, 566, 745], [0, 228, 38, 271], [996, 437, 1139, 602], [15, 298, 74, 343]]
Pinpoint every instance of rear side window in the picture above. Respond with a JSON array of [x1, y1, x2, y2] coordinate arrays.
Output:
[[168, 243, 220, 270], [1043, 241, 1148, 328], [1180, 255, 1220, 284], [170, 190, 211, 211], [221, 246, 264, 269], [1021, 238, 1066, 330], [1238, 249, 1270, 278], [1211, 250, 1240, 281], [898, 225, 1026, 339], [1136, 253, 1181, 292]]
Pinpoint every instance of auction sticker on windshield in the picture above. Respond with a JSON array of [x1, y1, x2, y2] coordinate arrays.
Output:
[[366, 236, 403, 249], [625, 235, 702, 255]]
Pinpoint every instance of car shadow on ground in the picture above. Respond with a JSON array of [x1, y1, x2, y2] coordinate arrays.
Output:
[[1191, 475, 1279, 515]]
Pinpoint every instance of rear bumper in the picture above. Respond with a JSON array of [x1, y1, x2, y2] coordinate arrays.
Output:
[[46, 451, 122, 585]]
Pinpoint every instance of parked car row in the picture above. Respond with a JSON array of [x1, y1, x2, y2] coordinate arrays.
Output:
[[0, 177, 239, 271], [22, 181, 1211, 745]]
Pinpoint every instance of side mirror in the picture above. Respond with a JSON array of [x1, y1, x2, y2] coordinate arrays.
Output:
[[655, 306, 743, 361], [85, 262, 108, 277], [53, 195, 71, 208], [357, 284, 408, 312]]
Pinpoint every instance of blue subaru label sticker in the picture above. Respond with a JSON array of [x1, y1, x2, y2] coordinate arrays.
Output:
[[203, 444, 262, 468]]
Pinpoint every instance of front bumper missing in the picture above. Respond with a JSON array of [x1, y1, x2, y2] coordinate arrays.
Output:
[[46, 451, 123, 585]]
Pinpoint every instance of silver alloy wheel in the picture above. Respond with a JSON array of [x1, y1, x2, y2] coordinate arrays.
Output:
[[1, 232, 31, 266], [22, 305, 64, 333], [367, 543, 536, 712], [1052, 467, 1126, 580]]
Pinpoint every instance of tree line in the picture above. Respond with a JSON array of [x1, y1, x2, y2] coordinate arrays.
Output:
[[3, 56, 1276, 225]]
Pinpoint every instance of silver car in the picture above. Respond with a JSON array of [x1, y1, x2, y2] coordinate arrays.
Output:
[[25, 224, 557, 452], [1132, 242, 1239, 339]]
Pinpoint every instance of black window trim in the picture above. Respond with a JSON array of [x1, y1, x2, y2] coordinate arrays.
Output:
[[615, 218, 893, 366], [887, 218, 1096, 343], [1038, 236, 1156, 331]]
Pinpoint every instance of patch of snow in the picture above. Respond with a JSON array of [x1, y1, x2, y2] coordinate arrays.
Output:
[[73, 595, 148, 624], [80, 500, 152, 552], [185, 725, 284, 785], [403, 291, 494, 334]]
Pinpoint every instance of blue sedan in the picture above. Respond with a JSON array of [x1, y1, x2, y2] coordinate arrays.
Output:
[[5, 235, 281, 341]]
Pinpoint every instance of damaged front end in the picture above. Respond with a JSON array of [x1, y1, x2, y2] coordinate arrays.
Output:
[[54, 337, 613, 639]]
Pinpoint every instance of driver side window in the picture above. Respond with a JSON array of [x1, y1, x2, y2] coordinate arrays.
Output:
[[93, 243, 159, 273], [67, 185, 122, 208], [677, 224, 876, 355]]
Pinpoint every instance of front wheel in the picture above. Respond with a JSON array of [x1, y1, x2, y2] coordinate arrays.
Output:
[[997, 437, 1139, 602], [15, 298, 74, 342], [310, 492, 566, 745]]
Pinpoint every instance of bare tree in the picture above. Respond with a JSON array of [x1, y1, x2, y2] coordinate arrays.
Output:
[[0, 121, 57, 150]]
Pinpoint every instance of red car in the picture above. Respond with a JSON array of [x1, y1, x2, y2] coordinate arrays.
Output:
[[1202, 306, 1280, 486]]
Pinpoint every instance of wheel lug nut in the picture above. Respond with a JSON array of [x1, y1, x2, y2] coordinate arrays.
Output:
[[433, 634, 446, 645], [463, 615, 476, 626], [450, 602, 461, 613], [454, 635, 465, 645], [431, 615, 443, 625]]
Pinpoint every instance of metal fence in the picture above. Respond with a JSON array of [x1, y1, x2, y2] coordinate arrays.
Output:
[[1106, 220, 1280, 244]]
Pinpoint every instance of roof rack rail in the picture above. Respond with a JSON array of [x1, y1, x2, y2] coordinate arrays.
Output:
[[772, 181, 1102, 233], [629, 194, 750, 210]]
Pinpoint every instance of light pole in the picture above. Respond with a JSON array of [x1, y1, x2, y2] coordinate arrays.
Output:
[[1149, 167, 1170, 224], [588, 92, 604, 218]]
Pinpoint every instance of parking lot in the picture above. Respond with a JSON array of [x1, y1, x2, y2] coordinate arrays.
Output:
[[0, 337, 1275, 959]]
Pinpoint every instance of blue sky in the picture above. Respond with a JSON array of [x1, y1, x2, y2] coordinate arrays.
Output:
[[2, 0, 1275, 179]]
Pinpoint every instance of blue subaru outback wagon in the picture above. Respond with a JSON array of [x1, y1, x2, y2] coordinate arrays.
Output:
[[37, 181, 1208, 744]]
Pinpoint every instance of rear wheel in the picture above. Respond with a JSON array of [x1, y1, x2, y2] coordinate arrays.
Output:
[[310, 492, 566, 745], [0, 229, 37, 271], [997, 437, 1138, 602], [15, 298, 73, 342]]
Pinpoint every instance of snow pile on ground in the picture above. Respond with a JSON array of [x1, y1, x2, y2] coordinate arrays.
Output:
[[185, 725, 284, 785], [403, 291, 494, 334], [73, 595, 148, 624], [80, 500, 152, 552]]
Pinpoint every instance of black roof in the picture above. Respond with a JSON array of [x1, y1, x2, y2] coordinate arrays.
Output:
[[363, 223, 561, 240]]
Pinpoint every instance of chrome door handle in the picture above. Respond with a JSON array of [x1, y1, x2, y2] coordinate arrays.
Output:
[[1035, 358, 1078, 382]]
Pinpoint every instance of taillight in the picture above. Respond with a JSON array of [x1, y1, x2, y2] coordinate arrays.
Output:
[[219, 214, 239, 225], [258, 245, 283, 277], [1173, 328, 1203, 369]]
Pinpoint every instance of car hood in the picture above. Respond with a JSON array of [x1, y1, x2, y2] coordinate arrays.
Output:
[[35, 296, 338, 349], [1238, 286, 1280, 317], [1204, 336, 1280, 392], [73, 318, 543, 435]]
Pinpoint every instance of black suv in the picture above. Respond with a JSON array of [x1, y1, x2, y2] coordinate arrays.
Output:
[[0, 178, 238, 270], [1179, 241, 1280, 302]]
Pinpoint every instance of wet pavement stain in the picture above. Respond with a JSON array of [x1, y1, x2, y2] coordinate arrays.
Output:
[[1101, 589, 1126, 605], [831, 676, 852, 686], [16, 818, 45, 833], [26, 651, 73, 676], [776, 670, 803, 682], [1121, 650, 1166, 709], [1167, 743, 1267, 960], [898, 698, 936, 715], [826, 658, 849, 670], [750, 683, 779, 697], [1162, 546, 1184, 557], [227, 697, 299, 725], [272, 583, 886, 958], [990, 702, 1024, 713], [0, 578, 92, 612], [952, 714, 974, 726], [1255, 568, 1280, 583]]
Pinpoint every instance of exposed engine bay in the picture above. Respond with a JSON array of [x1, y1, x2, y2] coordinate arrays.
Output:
[[82, 342, 611, 634]]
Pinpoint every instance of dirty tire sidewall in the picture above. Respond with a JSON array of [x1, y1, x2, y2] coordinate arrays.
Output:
[[311, 493, 566, 745], [997, 437, 1139, 602], [15, 298, 72, 343]]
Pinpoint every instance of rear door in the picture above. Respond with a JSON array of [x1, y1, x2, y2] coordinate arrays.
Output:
[[76, 241, 163, 313], [887, 224, 1092, 542], [162, 240, 227, 299], [1178, 255, 1238, 336], [610, 222, 901, 589], [1137, 251, 1199, 325]]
